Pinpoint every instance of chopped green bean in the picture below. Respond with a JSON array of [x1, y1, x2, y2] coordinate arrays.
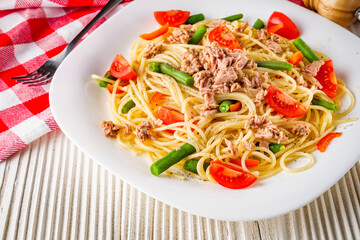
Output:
[[253, 18, 264, 30], [149, 62, 194, 86], [223, 13, 243, 22], [121, 100, 135, 114], [150, 143, 196, 176], [185, 13, 205, 24], [188, 25, 207, 45], [149, 62, 161, 72], [219, 100, 236, 113], [293, 37, 320, 63], [269, 143, 285, 153], [183, 159, 210, 174], [312, 97, 338, 111], [99, 80, 108, 88], [159, 63, 194, 86], [256, 61, 293, 71]]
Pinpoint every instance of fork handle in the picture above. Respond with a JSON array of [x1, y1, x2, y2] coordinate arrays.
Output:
[[65, 0, 124, 56]]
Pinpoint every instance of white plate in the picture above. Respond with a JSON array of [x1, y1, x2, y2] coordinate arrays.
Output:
[[50, 0, 360, 221]]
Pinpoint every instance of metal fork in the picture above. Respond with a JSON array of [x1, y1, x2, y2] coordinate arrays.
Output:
[[12, 0, 124, 86]]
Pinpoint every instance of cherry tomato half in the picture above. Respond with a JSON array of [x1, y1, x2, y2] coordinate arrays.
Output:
[[154, 10, 190, 27], [266, 85, 307, 118], [209, 161, 257, 189], [110, 54, 137, 80], [208, 25, 241, 50], [315, 60, 337, 98], [267, 11, 300, 39], [157, 106, 184, 125]]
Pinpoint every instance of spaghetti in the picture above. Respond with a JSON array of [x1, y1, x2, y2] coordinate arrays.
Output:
[[92, 13, 355, 188]]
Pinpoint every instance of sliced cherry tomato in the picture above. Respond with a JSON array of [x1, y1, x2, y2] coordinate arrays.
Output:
[[266, 85, 307, 118], [267, 24, 283, 35], [150, 92, 166, 105], [208, 25, 241, 50], [267, 11, 300, 39], [229, 101, 242, 112], [110, 54, 137, 80], [315, 60, 337, 98], [157, 106, 184, 125], [288, 51, 303, 66], [154, 10, 190, 27], [209, 161, 257, 189], [230, 159, 260, 168], [317, 132, 342, 152], [140, 23, 169, 40], [106, 81, 130, 94]]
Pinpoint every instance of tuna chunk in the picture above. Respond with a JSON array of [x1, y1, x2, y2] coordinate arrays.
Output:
[[259, 139, 270, 149], [296, 75, 307, 87], [135, 121, 157, 141], [201, 42, 226, 71], [168, 27, 193, 44], [102, 121, 121, 138], [237, 22, 248, 33], [265, 40, 282, 53], [180, 48, 203, 75], [203, 93, 218, 109], [201, 108, 218, 118], [245, 115, 288, 142], [207, 19, 229, 28], [143, 42, 162, 59], [255, 125, 288, 142], [194, 70, 214, 94], [241, 72, 261, 89], [225, 49, 249, 71], [244, 141, 255, 151], [292, 122, 310, 137], [253, 88, 268, 106], [257, 29, 267, 41], [244, 115, 272, 129], [225, 138, 237, 157], [213, 67, 238, 86], [304, 60, 324, 76]]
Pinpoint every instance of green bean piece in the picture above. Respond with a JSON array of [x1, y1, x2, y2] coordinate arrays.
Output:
[[185, 13, 205, 24], [253, 18, 264, 30], [150, 143, 196, 176], [269, 143, 285, 153], [312, 97, 338, 111], [98, 80, 108, 88], [183, 159, 210, 174], [149, 62, 161, 72], [104, 72, 117, 80], [159, 63, 194, 86], [219, 100, 236, 113], [223, 13, 243, 22], [121, 100, 135, 114], [293, 37, 321, 63], [256, 61, 293, 71], [188, 25, 207, 45]]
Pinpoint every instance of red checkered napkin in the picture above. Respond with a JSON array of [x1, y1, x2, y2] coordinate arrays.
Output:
[[0, 0, 132, 161]]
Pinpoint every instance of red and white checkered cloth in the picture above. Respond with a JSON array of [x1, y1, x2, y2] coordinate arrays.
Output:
[[0, 0, 132, 161]]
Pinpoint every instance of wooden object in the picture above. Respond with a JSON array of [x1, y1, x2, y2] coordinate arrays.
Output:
[[303, 0, 360, 27]]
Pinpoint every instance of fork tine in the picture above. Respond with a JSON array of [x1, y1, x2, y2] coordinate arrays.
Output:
[[22, 74, 51, 85], [11, 70, 44, 80], [27, 78, 52, 87], [16, 72, 50, 82]]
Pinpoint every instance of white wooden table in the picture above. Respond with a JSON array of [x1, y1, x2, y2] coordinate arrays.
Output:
[[1, 22, 360, 240]]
